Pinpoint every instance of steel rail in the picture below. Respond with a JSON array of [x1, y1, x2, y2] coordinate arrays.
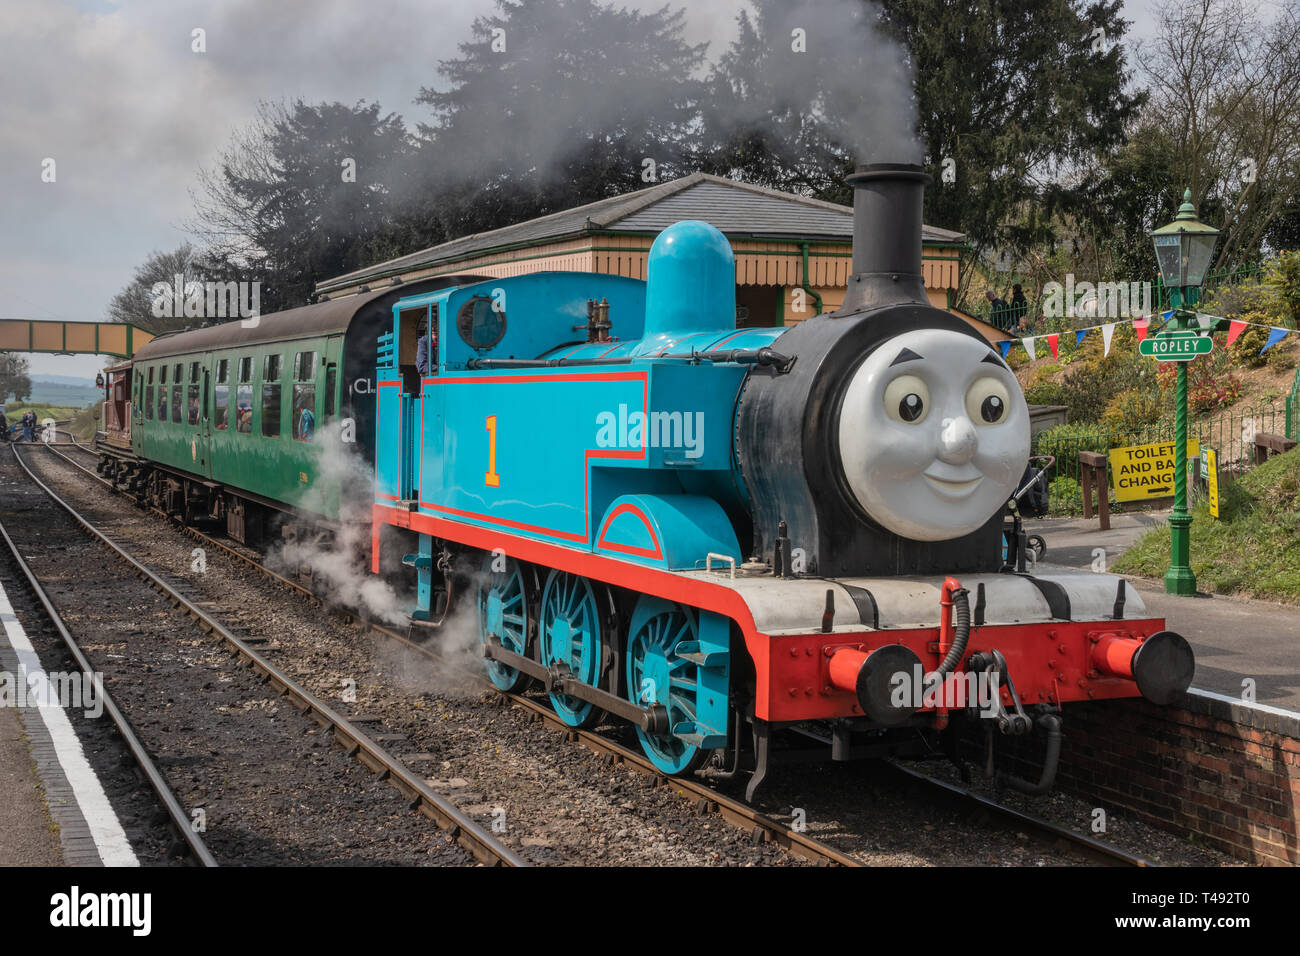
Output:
[[12, 444, 527, 868], [44, 442, 1143, 867], [886, 763, 1149, 867], [40, 443, 859, 865], [0, 451, 218, 866]]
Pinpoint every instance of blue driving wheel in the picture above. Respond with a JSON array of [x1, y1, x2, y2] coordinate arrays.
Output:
[[476, 555, 531, 693], [539, 571, 605, 727], [626, 597, 707, 775]]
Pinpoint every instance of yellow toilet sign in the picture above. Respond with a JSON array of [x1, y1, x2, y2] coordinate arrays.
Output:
[[1109, 439, 1200, 502], [1206, 447, 1219, 518]]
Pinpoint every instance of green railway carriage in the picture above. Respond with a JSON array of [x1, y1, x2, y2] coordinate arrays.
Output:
[[103, 276, 481, 541]]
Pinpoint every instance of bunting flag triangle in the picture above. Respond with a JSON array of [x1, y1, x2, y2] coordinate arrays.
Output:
[[1261, 327, 1289, 354], [1075, 329, 1088, 347], [1226, 319, 1249, 347], [999, 340, 1011, 359], [1196, 312, 1214, 330], [1133, 317, 1150, 344], [1047, 333, 1059, 360], [1101, 322, 1115, 356], [1022, 336, 1037, 360]]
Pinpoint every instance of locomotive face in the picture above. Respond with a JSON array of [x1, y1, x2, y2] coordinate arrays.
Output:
[[836, 327, 1030, 542]]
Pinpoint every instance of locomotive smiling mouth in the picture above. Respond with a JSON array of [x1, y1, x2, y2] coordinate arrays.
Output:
[[922, 471, 983, 496]]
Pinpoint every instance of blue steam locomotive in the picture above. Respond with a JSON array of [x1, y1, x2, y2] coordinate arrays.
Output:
[[372, 164, 1193, 796]]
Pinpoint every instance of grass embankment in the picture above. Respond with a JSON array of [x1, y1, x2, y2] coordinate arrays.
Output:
[[1113, 448, 1300, 602]]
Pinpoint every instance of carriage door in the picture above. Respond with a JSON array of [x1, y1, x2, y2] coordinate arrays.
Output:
[[397, 305, 427, 504], [200, 366, 212, 477]]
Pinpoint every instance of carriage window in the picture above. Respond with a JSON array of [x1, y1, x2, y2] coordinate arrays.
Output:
[[187, 385, 200, 425], [238, 356, 252, 383], [145, 386, 154, 420], [157, 384, 168, 420], [264, 353, 282, 381], [236, 385, 252, 433], [217, 359, 229, 384], [173, 363, 183, 384], [215, 385, 230, 429], [147, 366, 155, 384], [294, 351, 317, 381], [189, 362, 199, 383], [160, 366, 168, 384], [262, 383, 282, 437], [171, 385, 182, 423], [324, 366, 337, 420], [292, 385, 315, 441]]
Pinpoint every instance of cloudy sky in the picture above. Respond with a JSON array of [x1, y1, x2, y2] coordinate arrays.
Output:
[[0, 0, 1162, 379]]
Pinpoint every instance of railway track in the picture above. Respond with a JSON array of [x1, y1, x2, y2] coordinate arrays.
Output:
[[0, 504, 217, 867], [8, 443, 526, 868], [44, 439, 1147, 867]]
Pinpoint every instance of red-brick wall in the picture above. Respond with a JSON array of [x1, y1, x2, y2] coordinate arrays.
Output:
[[984, 691, 1299, 865]]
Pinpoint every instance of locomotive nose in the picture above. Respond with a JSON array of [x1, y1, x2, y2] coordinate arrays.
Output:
[[937, 416, 978, 465]]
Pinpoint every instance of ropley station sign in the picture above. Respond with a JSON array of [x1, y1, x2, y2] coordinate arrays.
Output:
[[1138, 329, 1214, 361], [1109, 439, 1201, 502]]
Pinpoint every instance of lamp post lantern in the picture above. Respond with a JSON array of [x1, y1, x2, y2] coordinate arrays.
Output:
[[1149, 189, 1220, 596]]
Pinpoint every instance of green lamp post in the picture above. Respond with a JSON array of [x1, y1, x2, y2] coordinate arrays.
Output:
[[1149, 189, 1220, 595]]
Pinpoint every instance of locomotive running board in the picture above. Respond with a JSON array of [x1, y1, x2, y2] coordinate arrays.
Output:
[[482, 638, 669, 733]]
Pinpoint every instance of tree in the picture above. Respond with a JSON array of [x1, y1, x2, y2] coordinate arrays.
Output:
[[0, 353, 32, 404], [876, 0, 1145, 303], [414, 0, 709, 238], [698, 0, 877, 203], [191, 100, 428, 314], [1137, 0, 1300, 271], [106, 242, 210, 336]]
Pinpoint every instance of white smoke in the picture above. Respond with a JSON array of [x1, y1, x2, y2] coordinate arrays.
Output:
[[716, 0, 924, 164], [265, 423, 413, 626]]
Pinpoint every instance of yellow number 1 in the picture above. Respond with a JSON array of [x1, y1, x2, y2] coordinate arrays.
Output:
[[485, 414, 500, 487]]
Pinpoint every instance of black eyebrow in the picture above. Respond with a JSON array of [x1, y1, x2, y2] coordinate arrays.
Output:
[[889, 348, 924, 367], [981, 353, 1009, 370]]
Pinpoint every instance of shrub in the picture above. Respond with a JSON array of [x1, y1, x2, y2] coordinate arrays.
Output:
[[1102, 383, 1167, 429], [1155, 349, 1242, 414], [1230, 319, 1274, 368], [1264, 250, 1300, 329], [1048, 475, 1083, 515], [1024, 381, 1069, 406], [1053, 348, 1145, 423]]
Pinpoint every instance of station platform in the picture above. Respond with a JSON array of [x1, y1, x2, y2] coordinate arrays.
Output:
[[0, 576, 136, 866], [1026, 512, 1300, 711], [0, 703, 62, 865]]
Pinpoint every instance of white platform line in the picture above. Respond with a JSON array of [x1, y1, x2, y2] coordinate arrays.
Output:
[[0, 578, 138, 866], [1189, 687, 1300, 721]]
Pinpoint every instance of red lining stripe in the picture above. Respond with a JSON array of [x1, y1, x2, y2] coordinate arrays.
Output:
[[595, 501, 663, 560]]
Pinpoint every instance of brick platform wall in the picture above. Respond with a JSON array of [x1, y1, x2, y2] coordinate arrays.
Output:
[[983, 690, 1299, 865]]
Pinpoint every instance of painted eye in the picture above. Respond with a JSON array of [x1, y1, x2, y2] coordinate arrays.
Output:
[[883, 375, 930, 424], [966, 377, 1011, 424]]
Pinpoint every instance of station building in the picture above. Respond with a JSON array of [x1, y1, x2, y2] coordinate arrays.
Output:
[[315, 173, 1007, 344]]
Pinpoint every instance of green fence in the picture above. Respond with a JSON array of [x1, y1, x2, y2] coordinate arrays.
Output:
[[1289, 362, 1299, 442], [1032, 401, 1287, 493], [974, 263, 1266, 332]]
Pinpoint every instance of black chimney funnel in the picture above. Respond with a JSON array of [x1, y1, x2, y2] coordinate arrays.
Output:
[[840, 163, 931, 313]]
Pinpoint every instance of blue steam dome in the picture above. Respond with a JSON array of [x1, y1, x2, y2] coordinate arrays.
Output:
[[636, 220, 736, 355]]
